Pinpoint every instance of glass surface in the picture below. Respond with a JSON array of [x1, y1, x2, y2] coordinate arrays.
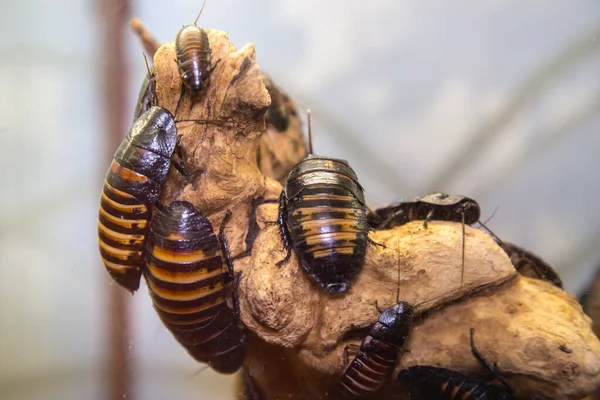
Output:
[[1, 0, 599, 399]]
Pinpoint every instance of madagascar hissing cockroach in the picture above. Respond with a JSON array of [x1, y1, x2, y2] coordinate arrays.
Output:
[[276, 110, 372, 293], [335, 244, 414, 398], [175, 0, 212, 92], [144, 203, 245, 373], [496, 241, 563, 288], [368, 192, 481, 230], [397, 366, 516, 400], [98, 106, 185, 293], [397, 328, 520, 400], [335, 300, 414, 398]]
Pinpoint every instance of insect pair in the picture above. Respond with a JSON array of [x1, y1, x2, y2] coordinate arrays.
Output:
[[98, 104, 245, 374]]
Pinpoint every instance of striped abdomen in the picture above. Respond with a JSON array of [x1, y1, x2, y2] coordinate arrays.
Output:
[[175, 25, 211, 91], [287, 186, 367, 292], [397, 366, 515, 400], [98, 107, 177, 293], [337, 302, 414, 398], [144, 201, 245, 374], [282, 155, 368, 293]]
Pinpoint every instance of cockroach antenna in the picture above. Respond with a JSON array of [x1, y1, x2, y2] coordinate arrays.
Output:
[[141, 52, 157, 106], [194, 0, 208, 26], [307, 109, 314, 155], [396, 238, 401, 303]]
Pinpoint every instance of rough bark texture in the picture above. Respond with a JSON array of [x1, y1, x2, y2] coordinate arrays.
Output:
[[149, 30, 600, 400]]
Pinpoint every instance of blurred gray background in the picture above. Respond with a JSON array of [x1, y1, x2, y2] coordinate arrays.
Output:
[[0, 0, 599, 399]]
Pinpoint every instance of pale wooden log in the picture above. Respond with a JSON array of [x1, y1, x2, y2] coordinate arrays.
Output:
[[150, 30, 600, 400]]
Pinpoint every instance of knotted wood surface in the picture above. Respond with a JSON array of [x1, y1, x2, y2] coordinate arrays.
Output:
[[147, 28, 600, 400]]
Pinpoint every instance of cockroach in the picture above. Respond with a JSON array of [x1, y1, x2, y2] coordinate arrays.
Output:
[[397, 328, 521, 400], [496, 242, 563, 288], [276, 110, 372, 293], [144, 203, 245, 373], [175, 0, 213, 92], [397, 366, 516, 400], [98, 106, 185, 293], [368, 192, 481, 230], [335, 242, 414, 398], [336, 301, 414, 398], [262, 73, 292, 132], [133, 62, 155, 121]]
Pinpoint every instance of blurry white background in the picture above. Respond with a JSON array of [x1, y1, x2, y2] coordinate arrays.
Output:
[[0, 0, 599, 399]]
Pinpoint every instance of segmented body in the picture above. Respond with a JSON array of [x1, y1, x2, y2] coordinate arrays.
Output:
[[397, 366, 516, 400], [278, 155, 369, 293], [175, 25, 211, 91], [497, 242, 563, 288], [98, 107, 177, 293], [133, 65, 156, 121], [144, 202, 245, 373], [368, 192, 481, 230], [336, 302, 414, 398]]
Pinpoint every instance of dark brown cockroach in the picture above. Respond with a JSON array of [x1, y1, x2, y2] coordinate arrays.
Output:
[[98, 106, 184, 293], [277, 110, 371, 293], [335, 301, 414, 398], [397, 366, 516, 400], [397, 328, 524, 400], [335, 245, 414, 398], [262, 73, 292, 132], [175, 0, 213, 92], [496, 242, 563, 288], [144, 203, 245, 374], [368, 192, 481, 230]]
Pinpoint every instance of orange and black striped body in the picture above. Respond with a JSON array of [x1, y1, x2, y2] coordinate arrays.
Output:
[[368, 192, 481, 230], [277, 155, 369, 293], [497, 242, 563, 288], [336, 301, 414, 398], [175, 25, 211, 91], [98, 107, 178, 293], [397, 366, 516, 400], [144, 202, 245, 374]]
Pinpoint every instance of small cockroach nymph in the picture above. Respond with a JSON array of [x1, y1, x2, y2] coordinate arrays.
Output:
[[144, 204, 246, 374], [335, 242, 413, 398], [276, 110, 375, 293], [397, 328, 519, 400], [175, 0, 213, 92]]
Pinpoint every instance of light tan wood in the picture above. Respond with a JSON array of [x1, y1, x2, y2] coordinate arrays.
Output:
[[148, 29, 600, 400]]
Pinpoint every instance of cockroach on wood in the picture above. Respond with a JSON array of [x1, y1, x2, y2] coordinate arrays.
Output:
[[397, 328, 522, 400], [175, 0, 213, 92], [144, 204, 246, 373], [335, 241, 414, 398], [276, 110, 373, 293], [367, 192, 481, 230], [98, 106, 188, 293]]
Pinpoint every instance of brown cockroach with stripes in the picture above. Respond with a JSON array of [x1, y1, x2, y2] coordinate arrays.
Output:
[[175, 0, 213, 92], [334, 239, 414, 398], [144, 203, 245, 373], [276, 110, 375, 293]]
